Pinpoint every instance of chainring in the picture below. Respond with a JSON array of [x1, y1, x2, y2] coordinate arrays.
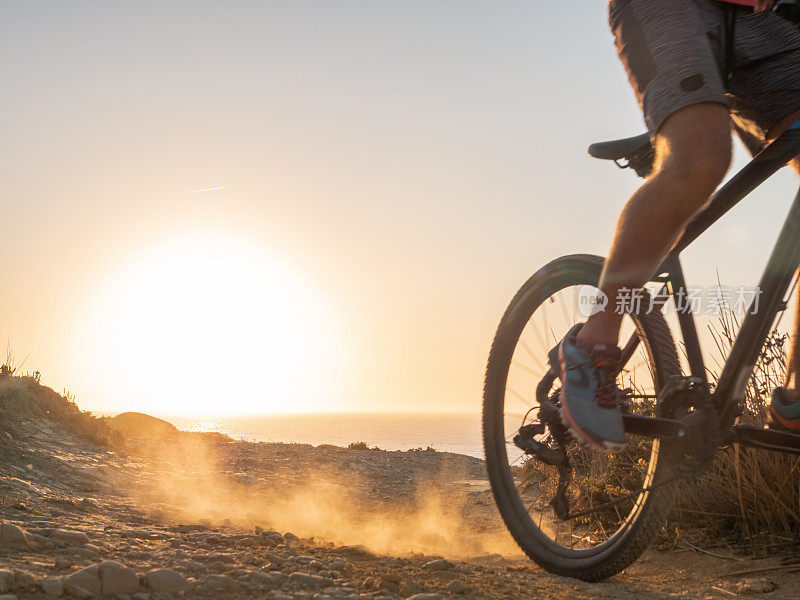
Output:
[[656, 376, 719, 479]]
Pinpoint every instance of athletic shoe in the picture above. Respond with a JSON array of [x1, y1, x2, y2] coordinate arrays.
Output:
[[769, 387, 800, 432], [548, 324, 626, 451]]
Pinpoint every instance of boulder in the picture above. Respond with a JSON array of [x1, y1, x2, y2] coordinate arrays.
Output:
[[99, 561, 138, 596]]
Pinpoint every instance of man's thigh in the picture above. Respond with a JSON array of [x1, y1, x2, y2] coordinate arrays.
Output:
[[727, 9, 800, 143], [609, 0, 728, 135]]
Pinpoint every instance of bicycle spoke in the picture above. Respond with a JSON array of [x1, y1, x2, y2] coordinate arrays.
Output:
[[494, 280, 669, 556]]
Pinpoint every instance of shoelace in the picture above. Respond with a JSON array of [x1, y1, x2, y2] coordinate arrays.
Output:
[[590, 355, 620, 410]]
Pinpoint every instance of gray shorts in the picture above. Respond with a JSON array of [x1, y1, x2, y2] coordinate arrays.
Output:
[[609, 0, 800, 144]]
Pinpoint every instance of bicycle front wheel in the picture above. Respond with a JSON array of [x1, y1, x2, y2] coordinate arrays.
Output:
[[483, 254, 680, 581]]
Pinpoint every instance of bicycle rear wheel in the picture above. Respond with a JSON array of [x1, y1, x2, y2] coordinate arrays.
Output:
[[483, 254, 680, 581]]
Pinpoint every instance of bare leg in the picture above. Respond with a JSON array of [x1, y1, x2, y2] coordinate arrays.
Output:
[[578, 103, 732, 347]]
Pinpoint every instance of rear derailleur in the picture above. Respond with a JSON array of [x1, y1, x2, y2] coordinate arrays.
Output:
[[513, 369, 573, 519]]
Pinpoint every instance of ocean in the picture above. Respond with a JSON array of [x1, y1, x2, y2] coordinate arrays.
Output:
[[157, 413, 485, 459]]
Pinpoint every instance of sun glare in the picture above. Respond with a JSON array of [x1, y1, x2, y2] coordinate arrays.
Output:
[[74, 234, 342, 416]]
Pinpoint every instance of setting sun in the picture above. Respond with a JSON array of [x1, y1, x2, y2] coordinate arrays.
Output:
[[72, 234, 342, 415]]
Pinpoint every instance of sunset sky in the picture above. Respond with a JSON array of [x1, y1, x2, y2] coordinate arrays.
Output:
[[3, 1, 799, 415]]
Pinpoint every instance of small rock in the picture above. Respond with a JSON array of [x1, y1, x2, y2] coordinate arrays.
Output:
[[289, 573, 332, 589], [183, 560, 204, 572], [64, 584, 94, 599], [99, 560, 139, 596], [264, 552, 286, 565], [330, 560, 347, 571], [736, 579, 777, 594], [198, 574, 237, 592], [447, 579, 468, 594], [405, 594, 442, 600], [399, 581, 422, 596], [132, 593, 151, 600], [422, 559, 452, 571], [0, 595, 17, 600], [63, 565, 101, 598], [0, 571, 13, 594], [250, 572, 276, 588], [81, 498, 101, 509], [11, 571, 35, 593], [0, 524, 29, 545], [40, 577, 64, 597], [52, 530, 90, 545], [145, 569, 189, 593]]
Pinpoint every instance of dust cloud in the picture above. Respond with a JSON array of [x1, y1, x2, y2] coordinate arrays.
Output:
[[123, 435, 522, 560]]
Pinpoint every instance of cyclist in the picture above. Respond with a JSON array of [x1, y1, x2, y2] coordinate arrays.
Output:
[[553, 0, 800, 449]]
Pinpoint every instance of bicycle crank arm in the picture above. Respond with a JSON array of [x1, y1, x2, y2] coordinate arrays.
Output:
[[622, 413, 687, 440], [731, 423, 800, 455]]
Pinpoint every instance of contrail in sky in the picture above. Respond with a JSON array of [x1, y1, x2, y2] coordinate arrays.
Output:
[[183, 186, 227, 194]]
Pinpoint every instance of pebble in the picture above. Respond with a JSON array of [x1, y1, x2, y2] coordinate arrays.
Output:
[[447, 579, 468, 594], [145, 568, 189, 593], [0, 572, 13, 594], [330, 560, 347, 571], [0, 595, 17, 600], [736, 578, 778, 594], [183, 559, 205, 572], [198, 573, 238, 592], [405, 594, 442, 600], [40, 577, 64, 597], [422, 559, 452, 571], [289, 572, 334, 589], [64, 584, 94, 599], [399, 581, 422, 596], [52, 529, 89, 545]]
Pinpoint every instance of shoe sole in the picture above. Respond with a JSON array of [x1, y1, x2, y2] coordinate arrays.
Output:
[[769, 404, 800, 432], [558, 344, 626, 452]]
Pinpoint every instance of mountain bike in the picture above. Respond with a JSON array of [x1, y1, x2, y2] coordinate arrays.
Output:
[[482, 120, 800, 581]]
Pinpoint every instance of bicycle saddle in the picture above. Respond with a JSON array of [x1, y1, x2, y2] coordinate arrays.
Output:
[[588, 133, 654, 177], [588, 133, 651, 160]]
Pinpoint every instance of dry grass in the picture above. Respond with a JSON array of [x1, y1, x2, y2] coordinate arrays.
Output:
[[0, 360, 124, 449], [670, 311, 800, 552]]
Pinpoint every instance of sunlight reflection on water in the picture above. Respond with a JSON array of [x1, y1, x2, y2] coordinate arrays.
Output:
[[155, 413, 484, 458]]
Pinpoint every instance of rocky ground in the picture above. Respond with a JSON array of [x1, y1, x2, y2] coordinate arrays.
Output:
[[2, 409, 800, 599]]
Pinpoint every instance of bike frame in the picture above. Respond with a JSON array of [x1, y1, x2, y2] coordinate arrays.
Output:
[[626, 119, 800, 452]]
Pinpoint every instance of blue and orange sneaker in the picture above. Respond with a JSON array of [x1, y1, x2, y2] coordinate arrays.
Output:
[[769, 387, 800, 433], [548, 324, 626, 451]]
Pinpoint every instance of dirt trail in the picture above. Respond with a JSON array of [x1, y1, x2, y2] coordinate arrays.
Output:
[[1, 414, 799, 599]]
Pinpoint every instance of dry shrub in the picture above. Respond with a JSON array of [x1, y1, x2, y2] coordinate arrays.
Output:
[[671, 310, 800, 551], [0, 366, 124, 449]]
